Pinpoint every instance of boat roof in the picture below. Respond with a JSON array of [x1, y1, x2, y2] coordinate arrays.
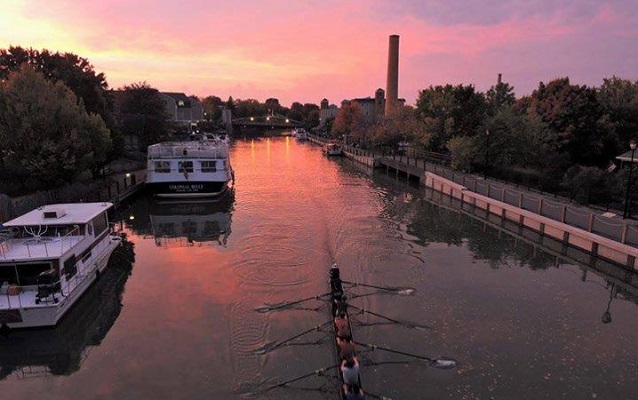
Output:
[[4, 202, 113, 227]]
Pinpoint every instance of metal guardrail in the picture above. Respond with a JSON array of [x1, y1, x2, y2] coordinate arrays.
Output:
[[309, 134, 638, 248]]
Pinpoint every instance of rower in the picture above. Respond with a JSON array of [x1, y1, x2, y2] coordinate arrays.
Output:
[[337, 336, 355, 360], [340, 356, 360, 387], [334, 311, 351, 339], [343, 384, 365, 400]]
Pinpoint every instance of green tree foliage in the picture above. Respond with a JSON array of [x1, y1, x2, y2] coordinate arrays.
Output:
[[333, 102, 366, 141], [0, 46, 114, 129], [301, 103, 320, 128], [524, 78, 604, 166], [0, 66, 111, 193], [597, 76, 638, 157], [486, 81, 516, 116], [561, 165, 612, 204], [234, 99, 267, 118], [447, 135, 480, 172], [201, 95, 223, 122], [288, 102, 304, 123], [264, 98, 283, 115], [117, 82, 172, 148], [369, 106, 427, 148], [416, 84, 486, 152]]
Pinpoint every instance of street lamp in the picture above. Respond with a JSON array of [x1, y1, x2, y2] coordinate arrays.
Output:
[[484, 129, 490, 179], [623, 139, 637, 219]]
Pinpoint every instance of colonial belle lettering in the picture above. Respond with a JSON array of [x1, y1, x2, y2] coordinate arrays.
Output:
[[169, 184, 204, 192]]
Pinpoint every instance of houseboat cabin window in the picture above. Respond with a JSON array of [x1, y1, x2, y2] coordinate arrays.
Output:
[[80, 247, 93, 263], [201, 160, 217, 172], [178, 161, 194, 173], [63, 255, 78, 279], [155, 161, 171, 173], [91, 213, 108, 235], [0, 262, 52, 286]]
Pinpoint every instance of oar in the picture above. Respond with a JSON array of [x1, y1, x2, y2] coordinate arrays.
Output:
[[359, 342, 457, 369], [342, 280, 415, 295], [252, 320, 333, 355], [255, 292, 332, 313], [246, 364, 341, 396], [349, 305, 431, 330]]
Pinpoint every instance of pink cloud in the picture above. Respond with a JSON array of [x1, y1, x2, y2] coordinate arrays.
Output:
[[3, 0, 638, 106]]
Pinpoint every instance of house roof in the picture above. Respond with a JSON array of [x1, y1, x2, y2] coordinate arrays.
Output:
[[161, 92, 194, 108]]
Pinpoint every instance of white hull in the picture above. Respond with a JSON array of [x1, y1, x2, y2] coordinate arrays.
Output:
[[1, 235, 121, 329]]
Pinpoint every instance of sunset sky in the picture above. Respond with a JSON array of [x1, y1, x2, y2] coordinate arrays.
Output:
[[2, 0, 637, 107]]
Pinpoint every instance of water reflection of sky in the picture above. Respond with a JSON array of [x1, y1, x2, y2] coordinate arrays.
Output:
[[1, 138, 636, 400]]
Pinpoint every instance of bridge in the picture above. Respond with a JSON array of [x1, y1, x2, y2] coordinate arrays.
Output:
[[232, 113, 303, 129]]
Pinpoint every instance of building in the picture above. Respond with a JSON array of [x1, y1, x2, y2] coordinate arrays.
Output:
[[319, 98, 339, 125], [160, 92, 204, 127]]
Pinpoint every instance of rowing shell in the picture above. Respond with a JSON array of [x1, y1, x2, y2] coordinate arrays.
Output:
[[329, 264, 362, 399]]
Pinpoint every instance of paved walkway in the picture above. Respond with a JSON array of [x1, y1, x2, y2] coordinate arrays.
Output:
[[374, 152, 638, 248]]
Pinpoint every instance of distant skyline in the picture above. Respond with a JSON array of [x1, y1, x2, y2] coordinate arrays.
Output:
[[2, 0, 637, 107]]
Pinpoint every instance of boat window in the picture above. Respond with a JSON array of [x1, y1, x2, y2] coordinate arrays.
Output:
[[155, 161, 171, 173], [87, 222, 93, 236], [201, 161, 217, 172], [0, 262, 51, 286], [178, 161, 194, 173], [80, 248, 92, 263], [91, 213, 108, 235], [63, 255, 78, 279]]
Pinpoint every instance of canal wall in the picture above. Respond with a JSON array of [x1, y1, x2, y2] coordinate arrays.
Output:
[[424, 172, 638, 270], [0, 169, 146, 223]]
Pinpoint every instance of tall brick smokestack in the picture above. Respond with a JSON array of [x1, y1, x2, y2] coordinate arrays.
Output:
[[385, 34, 399, 116]]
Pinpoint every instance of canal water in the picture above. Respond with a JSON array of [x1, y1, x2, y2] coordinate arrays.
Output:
[[1, 137, 637, 400]]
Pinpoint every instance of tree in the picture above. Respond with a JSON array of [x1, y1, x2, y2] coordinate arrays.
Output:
[[597, 76, 638, 159], [234, 99, 267, 118], [416, 84, 487, 152], [369, 106, 427, 148], [288, 102, 304, 122], [333, 102, 366, 141], [486, 81, 516, 115], [0, 65, 111, 192], [302, 103, 320, 128], [265, 98, 283, 115], [525, 78, 604, 166], [0, 46, 114, 130], [201, 95, 224, 122], [117, 82, 172, 148]]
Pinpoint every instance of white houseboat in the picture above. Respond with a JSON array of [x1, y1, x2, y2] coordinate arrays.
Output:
[[0, 203, 121, 329], [146, 134, 234, 198]]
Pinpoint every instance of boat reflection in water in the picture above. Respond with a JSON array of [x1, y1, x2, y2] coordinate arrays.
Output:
[[149, 189, 234, 248], [0, 235, 135, 380]]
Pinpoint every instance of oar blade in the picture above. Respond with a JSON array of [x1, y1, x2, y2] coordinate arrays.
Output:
[[432, 357, 457, 369], [251, 340, 279, 355]]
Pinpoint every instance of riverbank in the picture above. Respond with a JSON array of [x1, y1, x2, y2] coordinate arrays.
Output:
[[0, 159, 146, 223]]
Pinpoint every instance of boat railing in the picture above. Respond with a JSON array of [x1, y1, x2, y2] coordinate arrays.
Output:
[[59, 236, 113, 299], [23, 226, 82, 259], [0, 226, 83, 260], [147, 145, 229, 160], [1, 235, 115, 311]]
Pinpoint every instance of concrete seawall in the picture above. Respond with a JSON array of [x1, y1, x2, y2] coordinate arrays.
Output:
[[425, 172, 638, 270]]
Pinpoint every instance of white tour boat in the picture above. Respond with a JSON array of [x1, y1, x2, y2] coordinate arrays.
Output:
[[146, 134, 234, 198], [0, 202, 121, 329]]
